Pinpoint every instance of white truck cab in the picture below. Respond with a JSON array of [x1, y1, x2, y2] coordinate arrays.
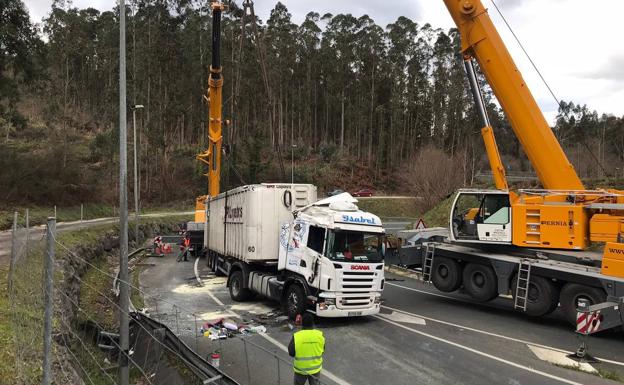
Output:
[[278, 193, 385, 317], [204, 185, 385, 318]]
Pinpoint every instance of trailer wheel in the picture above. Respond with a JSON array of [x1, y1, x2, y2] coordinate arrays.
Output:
[[462, 263, 498, 302], [431, 257, 462, 292], [211, 253, 225, 277], [284, 284, 305, 320], [511, 275, 559, 317], [560, 283, 607, 325], [229, 270, 252, 302]]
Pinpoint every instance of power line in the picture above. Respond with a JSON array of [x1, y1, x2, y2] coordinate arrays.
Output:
[[489, 0, 562, 109], [489, 0, 611, 180]]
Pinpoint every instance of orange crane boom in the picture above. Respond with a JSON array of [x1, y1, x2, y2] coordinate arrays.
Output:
[[195, 2, 226, 222], [443, 0, 584, 190]]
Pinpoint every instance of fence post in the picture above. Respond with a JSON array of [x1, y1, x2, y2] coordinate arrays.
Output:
[[80, 203, 84, 226], [54, 205, 57, 219], [194, 314, 199, 352], [25, 209, 29, 257], [8, 212, 18, 291], [243, 338, 252, 385], [42, 217, 56, 385]]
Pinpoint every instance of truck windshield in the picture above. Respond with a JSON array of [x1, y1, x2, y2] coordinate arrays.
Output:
[[328, 231, 383, 263]]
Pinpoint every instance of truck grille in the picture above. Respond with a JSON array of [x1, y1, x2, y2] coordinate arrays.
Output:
[[339, 271, 376, 291]]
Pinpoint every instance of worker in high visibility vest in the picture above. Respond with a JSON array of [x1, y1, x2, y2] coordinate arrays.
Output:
[[288, 313, 325, 385]]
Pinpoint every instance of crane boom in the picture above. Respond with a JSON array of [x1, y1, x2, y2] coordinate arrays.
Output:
[[195, 1, 225, 222], [443, 0, 584, 190]]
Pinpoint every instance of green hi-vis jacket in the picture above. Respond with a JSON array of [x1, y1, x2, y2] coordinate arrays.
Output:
[[293, 329, 325, 375]]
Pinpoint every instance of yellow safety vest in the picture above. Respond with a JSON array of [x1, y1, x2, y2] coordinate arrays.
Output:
[[293, 329, 325, 375]]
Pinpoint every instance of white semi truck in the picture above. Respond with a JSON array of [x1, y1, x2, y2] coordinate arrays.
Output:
[[202, 183, 385, 318]]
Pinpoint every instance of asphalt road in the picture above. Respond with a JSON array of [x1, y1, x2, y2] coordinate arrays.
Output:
[[139, 251, 624, 385]]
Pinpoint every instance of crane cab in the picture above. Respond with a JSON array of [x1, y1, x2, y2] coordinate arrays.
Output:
[[450, 189, 512, 244]]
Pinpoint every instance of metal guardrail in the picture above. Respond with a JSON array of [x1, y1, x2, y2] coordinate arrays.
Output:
[[133, 312, 240, 385]]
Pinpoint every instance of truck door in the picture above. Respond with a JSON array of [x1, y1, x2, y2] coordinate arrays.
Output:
[[476, 194, 512, 243], [452, 192, 511, 244]]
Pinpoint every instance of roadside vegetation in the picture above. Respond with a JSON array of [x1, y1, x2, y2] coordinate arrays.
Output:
[[0, 215, 190, 385], [357, 197, 422, 219]]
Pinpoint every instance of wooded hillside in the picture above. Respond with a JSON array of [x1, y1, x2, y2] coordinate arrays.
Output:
[[2, 0, 623, 208]]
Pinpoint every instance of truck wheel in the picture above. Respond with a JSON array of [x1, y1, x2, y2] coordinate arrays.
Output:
[[462, 263, 498, 302], [229, 270, 252, 302], [284, 284, 305, 320], [512, 275, 559, 317], [560, 283, 607, 325], [431, 257, 462, 292]]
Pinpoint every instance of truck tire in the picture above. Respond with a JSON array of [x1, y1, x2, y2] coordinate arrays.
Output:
[[229, 270, 252, 302], [462, 263, 498, 302], [560, 283, 607, 325], [431, 257, 462, 292], [284, 283, 305, 320], [511, 275, 559, 317]]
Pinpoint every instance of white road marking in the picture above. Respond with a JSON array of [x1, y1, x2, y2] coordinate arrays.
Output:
[[383, 287, 624, 367], [528, 345, 597, 374], [204, 284, 354, 385], [378, 311, 426, 325], [386, 282, 461, 300], [373, 315, 585, 385]]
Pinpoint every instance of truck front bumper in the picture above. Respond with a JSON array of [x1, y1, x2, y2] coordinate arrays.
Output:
[[314, 303, 381, 318]]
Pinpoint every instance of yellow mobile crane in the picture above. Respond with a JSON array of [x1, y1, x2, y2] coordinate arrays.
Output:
[[195, 1, 226, 223], [407, 0, 624, 330]]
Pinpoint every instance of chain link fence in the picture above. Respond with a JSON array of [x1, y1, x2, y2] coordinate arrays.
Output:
[[7, 211, 47, 384], [5, 212, 332, 385]]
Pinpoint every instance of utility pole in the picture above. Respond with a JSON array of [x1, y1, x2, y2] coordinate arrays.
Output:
[[132, 104, 144, 244], [118, 1, 130, 384], [42, 218, 55, 385]]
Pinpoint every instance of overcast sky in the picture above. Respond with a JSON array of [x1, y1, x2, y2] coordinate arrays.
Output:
[[23, 0, 624, 123]]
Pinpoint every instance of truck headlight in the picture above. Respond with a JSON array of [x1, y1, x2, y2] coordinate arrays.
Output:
[[374, 297, 382, 304], [324, 298, 335, 306]]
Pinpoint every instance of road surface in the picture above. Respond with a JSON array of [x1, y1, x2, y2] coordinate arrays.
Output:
[[139, 254, 624, 385]]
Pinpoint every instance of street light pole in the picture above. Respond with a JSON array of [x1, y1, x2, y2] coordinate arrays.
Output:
[[291, 144, 298, 185], [131, 104, 144, 245], [118, 0, 129, 384]]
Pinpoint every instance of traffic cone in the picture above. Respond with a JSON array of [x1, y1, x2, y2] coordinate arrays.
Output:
[[295, 314, 302, 327]]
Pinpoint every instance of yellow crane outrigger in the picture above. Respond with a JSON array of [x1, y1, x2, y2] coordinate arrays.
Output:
[[195, 1, 226, 223]]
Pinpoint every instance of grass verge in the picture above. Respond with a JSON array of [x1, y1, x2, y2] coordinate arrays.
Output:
[[1, 214, 190, 384], [357, 197, 422, 219]]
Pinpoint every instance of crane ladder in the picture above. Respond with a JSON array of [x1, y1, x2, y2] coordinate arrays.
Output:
[[514, 259, 533, 311], [422, 243, 436, 283]]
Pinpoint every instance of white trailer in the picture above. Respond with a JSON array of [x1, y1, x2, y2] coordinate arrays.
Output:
[[204, 184, 385, 318]]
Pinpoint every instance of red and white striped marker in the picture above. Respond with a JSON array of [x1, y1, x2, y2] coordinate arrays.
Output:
[[576, 310, 602, 334]]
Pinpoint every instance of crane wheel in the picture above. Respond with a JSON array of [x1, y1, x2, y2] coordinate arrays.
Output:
[[559, 283, 607, 325], [431, 257, 463, 292], [511, 275, 559, 317], [462, 263, 498, 302]]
